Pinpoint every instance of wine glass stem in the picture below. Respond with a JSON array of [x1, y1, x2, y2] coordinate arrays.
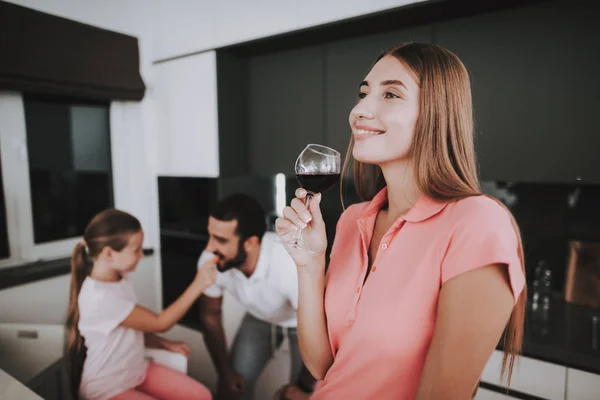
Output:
[[291, 192, 314, 245]]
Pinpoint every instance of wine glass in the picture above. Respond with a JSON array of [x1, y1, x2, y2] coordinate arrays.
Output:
[[287, 144, 341, 250]]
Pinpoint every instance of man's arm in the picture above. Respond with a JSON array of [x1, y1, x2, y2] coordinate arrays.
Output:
[[144, 332, 166, 349], [275, 366, 317, 400], [295, 365, 317, 393], [197, 294, 232, 375]]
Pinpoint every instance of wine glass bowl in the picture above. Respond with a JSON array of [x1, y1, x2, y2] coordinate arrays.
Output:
[[288, 144, 341, 249]]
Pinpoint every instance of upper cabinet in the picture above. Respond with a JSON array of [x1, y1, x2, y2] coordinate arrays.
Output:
[[435, 0, 600, 183], [217, 0, 600, 183], [324, 27, 432, 160], [245, 26, 432, 176], [153, 52, 219, 177], [247, 45, 325, 176]]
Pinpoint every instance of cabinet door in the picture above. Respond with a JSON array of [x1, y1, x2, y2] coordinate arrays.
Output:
[[435, 1, 600, 183], [566, 368, 600, 400], [324, 27, 432, 160], [482, 350, 566, 400], [248, 45, 325, 176], [0, 323, 64, 383], [475, 388, 517, 400]]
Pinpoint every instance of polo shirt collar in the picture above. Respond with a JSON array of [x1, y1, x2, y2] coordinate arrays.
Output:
[[246, 233, 270, 282], [358, 187, 448, 223]]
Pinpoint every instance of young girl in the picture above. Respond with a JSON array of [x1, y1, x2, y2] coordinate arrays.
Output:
[[66, 209, 215, 400], [277, 43, 527, 399]]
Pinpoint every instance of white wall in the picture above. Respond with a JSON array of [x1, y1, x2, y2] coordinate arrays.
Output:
[[152, 51, 220, 177], [0, 255, 161, 324]]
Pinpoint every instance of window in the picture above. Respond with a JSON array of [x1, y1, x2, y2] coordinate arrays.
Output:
[[24, 95, 113, 244], [0, 92, 114, 265]]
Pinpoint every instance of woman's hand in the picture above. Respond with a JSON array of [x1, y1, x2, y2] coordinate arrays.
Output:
[[276, 188, 327, 268]]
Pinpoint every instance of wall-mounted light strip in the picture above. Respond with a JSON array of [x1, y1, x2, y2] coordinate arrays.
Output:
[[275, 173, 286, 217]]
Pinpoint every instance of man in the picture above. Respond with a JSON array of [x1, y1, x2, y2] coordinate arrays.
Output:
[[197, 194, 315, 400]]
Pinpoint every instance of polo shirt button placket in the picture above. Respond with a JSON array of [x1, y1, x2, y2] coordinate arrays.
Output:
[[347, 285, 362, 326]]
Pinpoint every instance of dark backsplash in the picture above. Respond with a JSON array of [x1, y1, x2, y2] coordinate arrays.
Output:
[[482, 181, 600, 294]]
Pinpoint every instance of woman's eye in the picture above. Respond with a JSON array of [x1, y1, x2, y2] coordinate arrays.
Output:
[[358, 92, 367, 99], [384, 92, 400, 99]]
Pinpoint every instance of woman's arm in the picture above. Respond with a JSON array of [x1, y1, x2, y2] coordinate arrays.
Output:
[[414, 264, 515, 400], [296, 258, 334, 380], [276, 190, 334, 380]]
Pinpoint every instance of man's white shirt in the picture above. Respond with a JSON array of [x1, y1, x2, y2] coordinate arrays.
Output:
[[198, 232, 299, 327]]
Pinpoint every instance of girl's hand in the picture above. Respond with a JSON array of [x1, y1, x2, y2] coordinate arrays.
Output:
[[163, 340, 191, 357], [194, 256, 218, 290]]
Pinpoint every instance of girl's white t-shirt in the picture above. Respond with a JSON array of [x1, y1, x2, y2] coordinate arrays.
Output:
[[77, 277, 149, 400]]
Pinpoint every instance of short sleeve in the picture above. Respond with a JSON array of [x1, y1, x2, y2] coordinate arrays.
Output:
[[198, 250, 224, 298], [78, 285, 136, 334], [441, 197, 525, 302]]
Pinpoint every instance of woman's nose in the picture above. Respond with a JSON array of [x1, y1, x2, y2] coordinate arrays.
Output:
[[350, 103, 375, 121]]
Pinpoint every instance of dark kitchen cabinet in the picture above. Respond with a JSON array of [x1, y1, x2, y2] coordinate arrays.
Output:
[[435, 0, 600, 183], [248, 45, 325, 176]]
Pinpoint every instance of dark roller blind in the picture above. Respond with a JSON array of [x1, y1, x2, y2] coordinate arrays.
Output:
[[0, 1, 146, 101]]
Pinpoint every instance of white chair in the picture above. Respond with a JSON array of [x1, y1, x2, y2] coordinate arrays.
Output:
[[143, 348, 188, 374]]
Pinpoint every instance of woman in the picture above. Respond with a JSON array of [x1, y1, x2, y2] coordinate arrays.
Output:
[[276, 43, 527, 399]]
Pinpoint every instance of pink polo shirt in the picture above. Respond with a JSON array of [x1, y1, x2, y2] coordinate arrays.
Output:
[[312, 188, 526, 400]]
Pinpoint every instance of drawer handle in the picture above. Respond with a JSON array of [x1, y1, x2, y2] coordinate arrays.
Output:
[[17, 330, 38, 339]]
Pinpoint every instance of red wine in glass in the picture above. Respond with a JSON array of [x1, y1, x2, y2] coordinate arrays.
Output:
[[288, 144, 341, 250], [296, 172, 340, 194]]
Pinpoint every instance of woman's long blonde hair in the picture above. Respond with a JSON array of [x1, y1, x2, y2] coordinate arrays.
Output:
[[66, 209, 141, 395], [341, 43, 526, 386]]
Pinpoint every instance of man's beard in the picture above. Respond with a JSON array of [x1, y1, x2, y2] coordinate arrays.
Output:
[[213, 241, 247, 272]]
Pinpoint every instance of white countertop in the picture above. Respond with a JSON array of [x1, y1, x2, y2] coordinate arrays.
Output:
[[0, 368, 43, 400]]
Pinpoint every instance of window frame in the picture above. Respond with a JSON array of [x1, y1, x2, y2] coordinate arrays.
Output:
[[0, 91, 115, 268]]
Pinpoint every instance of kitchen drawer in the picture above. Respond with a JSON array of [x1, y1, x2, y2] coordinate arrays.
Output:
[[482, 350, 566, 400], [475, 387, 517, 399], [566, 368, 600, 400], [0, 323, 64, 383]]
